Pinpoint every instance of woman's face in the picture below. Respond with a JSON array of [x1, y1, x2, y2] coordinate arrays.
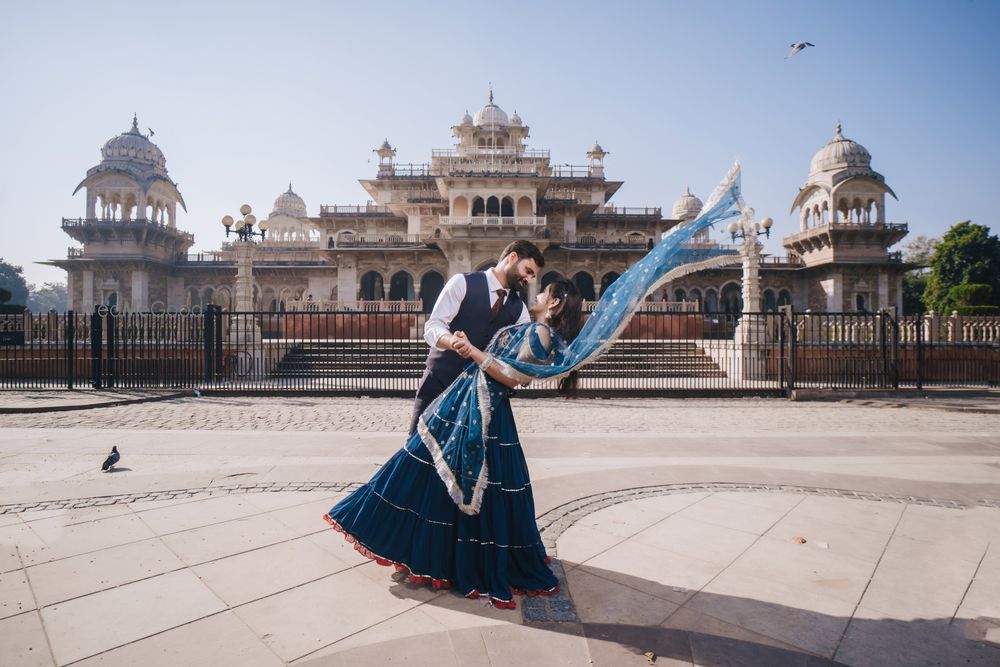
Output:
[[529, 286, 560, 320]]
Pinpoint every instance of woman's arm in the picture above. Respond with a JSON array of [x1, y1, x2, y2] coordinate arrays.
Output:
[[455, 334, 522, 389]]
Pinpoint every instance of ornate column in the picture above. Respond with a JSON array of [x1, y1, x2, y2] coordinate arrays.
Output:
[[727, 209, 772, 379]]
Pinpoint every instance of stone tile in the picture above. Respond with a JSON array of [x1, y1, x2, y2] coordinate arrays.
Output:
[[420, 589, 523, 629], [0, 611, 55, 666], [860, 535, 982, 618], [574, 496, 682, 539], [479, 622, 591, 666], [352, 561, 446, 605], [0, 512, 25, 527], [662, 606, 811, 654], [893, 505, 998, 558], [566, 565, 678, 626], [585, 630, 694, 667], [267, 496, 350, 536], [0, 542, 24, 574], [691, 572, 856, 657], [582, 540, 726, 605], [0, 569, 35, 620], [554, 524, 623, 567], [765, 509, 893, 564], [792, 495, 904, 534], [956, 544, 1000, 619], [688, 632, 822, 667], [242, 491, 344, 513], [671, 494, 798, 536], [305, 527, 371, 567], [73, 611, 283, 667], [711, 491, 806, 512], [160, 513, 299, 566], [0, 523, 50, 568], [27, 538, 185, 607], [835, 606, 1000, 667], [137, 494, 262, 535], [21, 512, 156, 566], [632, 514, 759, 568], [723, 536, 875, 605], [234, 568, 419, 662], [193, 537, 352, 607], [291, 607, 451, 663], [41, 569, 226, 665]]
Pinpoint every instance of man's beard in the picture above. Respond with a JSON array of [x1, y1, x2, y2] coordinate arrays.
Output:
[[505, 265, 525, 290]]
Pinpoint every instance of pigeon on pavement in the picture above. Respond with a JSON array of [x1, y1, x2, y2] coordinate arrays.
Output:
[[786, 42, 814, 59], [102, 446, 120, 472]]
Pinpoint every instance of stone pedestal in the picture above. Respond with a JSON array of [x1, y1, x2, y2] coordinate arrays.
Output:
[[230, 241, 262, 376]]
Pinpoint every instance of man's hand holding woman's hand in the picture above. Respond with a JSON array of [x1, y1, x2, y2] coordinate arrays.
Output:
[[451, 331, 473, 358]]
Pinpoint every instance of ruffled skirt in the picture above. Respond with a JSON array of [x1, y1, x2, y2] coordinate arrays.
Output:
[[324, 396, 558, 607]]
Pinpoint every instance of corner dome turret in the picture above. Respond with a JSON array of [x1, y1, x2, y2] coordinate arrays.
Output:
[[671, 186, 703, 221], [809, 123, 872, 176], [270, 183, 307, 218]]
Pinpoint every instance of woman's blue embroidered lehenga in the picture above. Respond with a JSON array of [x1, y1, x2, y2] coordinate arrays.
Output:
[[325, 324, 561, 607], [324, 163, 746, 608]]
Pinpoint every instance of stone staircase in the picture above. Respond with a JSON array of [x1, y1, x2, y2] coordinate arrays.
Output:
[[270, 340, 726, 380]]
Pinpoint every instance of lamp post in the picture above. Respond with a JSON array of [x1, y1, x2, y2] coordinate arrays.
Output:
[[221, 205, 268, 372], [726, 209, 773, 380]]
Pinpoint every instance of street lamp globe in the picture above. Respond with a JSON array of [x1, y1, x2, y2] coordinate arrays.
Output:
[[239, 204, 252, 216], [221, 215, 234, 228]]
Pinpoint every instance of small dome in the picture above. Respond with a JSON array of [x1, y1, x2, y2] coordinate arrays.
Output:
[[270, 183, 307, 218], [100, 115, 167, 174], [590, 141, 605, 155], [473, 88, 509, 128], [809, 123, 872, 176], [460, 110, 473, 126], [671, 186, 703, 220], [510, 110, 522, 126], [379, 139, 393, 151]]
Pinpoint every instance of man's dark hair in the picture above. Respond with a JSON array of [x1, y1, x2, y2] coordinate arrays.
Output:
[[498, 240, 544, 268]]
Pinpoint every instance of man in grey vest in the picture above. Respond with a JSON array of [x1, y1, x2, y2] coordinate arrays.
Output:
[[409, 240, 544, 435]]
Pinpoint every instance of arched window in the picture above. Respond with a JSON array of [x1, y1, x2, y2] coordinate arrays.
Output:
[[516, 196, 532, 217], [471, 197, 485, 216], [764, 289, 777, 312], [420, 271, 445, 312], [360, 271, 385, 300], [573, 272, 596, 301], [674, 288, 687, 301], [778, 289, 792, 307], [721, 283, 742, 314], [389, 271, 415, 301], [186, 287, 201, 309], [500, 196, 514, 217], [486, 196, 500, 216], [452, 196, 469, 217], [688, 288, 702, 310], [704, 288, 719, 312], [600, 272, 620, 295]]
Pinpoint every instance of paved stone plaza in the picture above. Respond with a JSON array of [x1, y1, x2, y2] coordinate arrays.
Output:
[[0, 393, 998, 666]]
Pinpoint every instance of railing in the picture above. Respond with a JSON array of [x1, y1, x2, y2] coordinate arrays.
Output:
[[378, 163, 432, 178], [594, 206, 662, 217], [62, 217, 194, 241], [560, 242, 649, 251], [551, 165, 595, 178], [438, 216, 547, 227], [67, 247, 84, 258], [583, 300, 699, 313], [2, 309, 996, 393], [335, 234, 423, 248], [319, 204, 393, 217], [287, 300, 423, 313], [431, 147, 550, 159], [180, 253, 233, 265], [436, 160, 546, 176]]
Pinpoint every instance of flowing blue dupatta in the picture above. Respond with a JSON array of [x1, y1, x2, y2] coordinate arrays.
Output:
[[417, 164, 746, 515]]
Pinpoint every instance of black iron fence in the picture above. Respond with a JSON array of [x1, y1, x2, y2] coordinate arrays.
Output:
[[1, 308, 997, 394]]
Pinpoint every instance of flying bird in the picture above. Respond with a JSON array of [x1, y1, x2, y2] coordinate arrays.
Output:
[[148, 128, 155, 137], [786, 42, 814, 59], [102, 446, 120, 472]]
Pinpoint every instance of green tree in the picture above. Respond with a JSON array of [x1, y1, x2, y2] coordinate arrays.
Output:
[[27, 282, 68, 312], [923, 221, 1000, 313], [901, 235, 938, 314], [0, 258, 29, 305]]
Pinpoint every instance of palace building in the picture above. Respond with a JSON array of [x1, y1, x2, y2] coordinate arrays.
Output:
[[47, 96, 911, 316]]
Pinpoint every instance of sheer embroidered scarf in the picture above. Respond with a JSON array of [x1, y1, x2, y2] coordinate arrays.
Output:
[[418, 164, 746, 515]]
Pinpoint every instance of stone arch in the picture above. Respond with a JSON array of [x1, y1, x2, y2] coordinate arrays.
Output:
[[674, 288, 687, 301], [778, 289, 793, 307], [704, 288, 719, 312], [215, 287, 232, 310], [600, 271, 621, 295], [541, 271, 563, 290], [471, 196, 485, 216], [389, 270, 415, 301], [626, 232, 645, 246], [186, 286, 201, 309], [573, 271, 596, 301], [688, 288, 702, 310], [420, 271, 445, 312], [486, 196, 500, 216], [500, 196, 514, 217], [763, 288, 777, 312], [452, 196, 469, 217], [516, 196, 532, 217], [202, 286, 214, 307], [360, 270, 385, 300], [721, 282, 742, 314], [337, 229, 356, 246]]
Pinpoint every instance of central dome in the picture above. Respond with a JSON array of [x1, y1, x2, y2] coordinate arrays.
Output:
[[270, 184, 307, 218], [473, 89, 509, 128], [671, 186, 703, 221], [100, 115, 167, 173], [809, 123, 872, 176]]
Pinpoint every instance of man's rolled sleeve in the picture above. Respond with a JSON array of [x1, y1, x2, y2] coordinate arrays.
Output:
[[423, 273, 466, 350]]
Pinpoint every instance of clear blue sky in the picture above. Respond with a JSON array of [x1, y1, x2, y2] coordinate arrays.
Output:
[[2, 0, 998, 286]]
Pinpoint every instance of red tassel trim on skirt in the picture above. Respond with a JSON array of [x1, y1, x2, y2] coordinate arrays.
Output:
[[322, 513, 558, 608]]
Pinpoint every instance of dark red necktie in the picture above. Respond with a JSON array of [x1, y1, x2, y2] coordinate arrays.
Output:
[[491, 289, 507, 318]]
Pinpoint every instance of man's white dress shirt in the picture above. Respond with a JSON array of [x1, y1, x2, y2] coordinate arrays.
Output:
[[423, 269, 531, 350]]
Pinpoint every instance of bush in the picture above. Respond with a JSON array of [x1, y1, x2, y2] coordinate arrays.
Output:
[[954, 305, 1000, 315], [947, 283, 992, 307]]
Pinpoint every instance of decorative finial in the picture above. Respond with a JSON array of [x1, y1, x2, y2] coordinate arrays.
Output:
[[288, 182, 293, 193], [488, 83, 493, 105], [685, 185, 692, 196], [131, 113, 139, 132], [835, 120, 843, 138]]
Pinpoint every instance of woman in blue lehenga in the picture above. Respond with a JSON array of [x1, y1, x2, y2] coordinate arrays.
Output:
[[324, 163, 746, 608], [325, 278, 583, 607]]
